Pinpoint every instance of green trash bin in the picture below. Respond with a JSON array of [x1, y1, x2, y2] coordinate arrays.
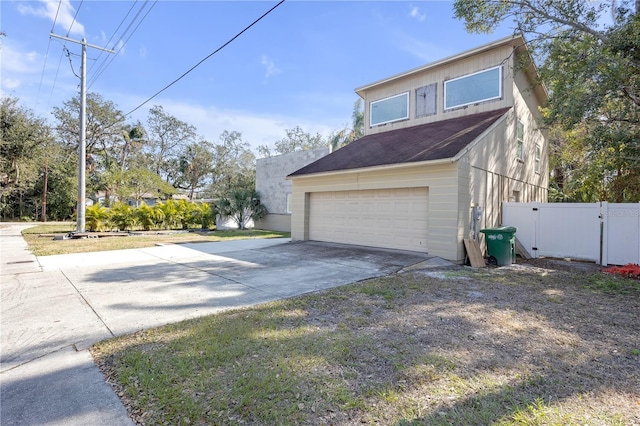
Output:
[[480, 226, 517, 266]]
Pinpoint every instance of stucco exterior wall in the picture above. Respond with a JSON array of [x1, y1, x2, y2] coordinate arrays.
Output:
[[254, 214, 291, 233], [255, 147, 330, 231], [290, 162, 461, 261]]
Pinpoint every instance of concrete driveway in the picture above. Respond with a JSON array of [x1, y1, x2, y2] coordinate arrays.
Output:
[[1, 223, 437, 425]]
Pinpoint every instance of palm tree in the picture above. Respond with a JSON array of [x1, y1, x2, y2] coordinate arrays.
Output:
[[218, 188, 267, 230], [329, 99, 364, 151]]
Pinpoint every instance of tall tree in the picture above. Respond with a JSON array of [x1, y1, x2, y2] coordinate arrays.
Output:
[[209, 130, 256, 196], [111, 168, 175, 207], [117, 123, 146, 171], [177, 140, 215, 200], [453, 0, 640, 201], [145, 105, 197, 185], [1, 97, 67, 220], [52, 92, 126, 170], [52, 93, 131, 205], [257, 126, 326, 157]]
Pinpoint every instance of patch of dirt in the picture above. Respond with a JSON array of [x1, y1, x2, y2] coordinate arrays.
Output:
[[517, 256, 604, 273]]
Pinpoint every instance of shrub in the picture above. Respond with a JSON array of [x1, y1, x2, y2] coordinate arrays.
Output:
[[86, 205, 111, 232], [603, 263, 640, 280], [135, 202, 164, 231], [155, 200, 178, 230], [111, 202, 136, 231], [191, 202, 216, 230], [175, 199, 197, 230]]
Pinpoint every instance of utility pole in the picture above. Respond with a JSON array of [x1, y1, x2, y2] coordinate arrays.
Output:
[[50, 33, 114, 232]]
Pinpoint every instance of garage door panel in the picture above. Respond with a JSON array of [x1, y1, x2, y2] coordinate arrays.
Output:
[[309, 188, 428, 252], [412, 219, 428, 232], [393, 220, 409, 230]]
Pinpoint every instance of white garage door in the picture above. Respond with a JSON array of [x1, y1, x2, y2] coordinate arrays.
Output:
[[309, 187, 428, 252]]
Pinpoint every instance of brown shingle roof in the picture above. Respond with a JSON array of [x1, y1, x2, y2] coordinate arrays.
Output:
[[289, 108, 511, 177]]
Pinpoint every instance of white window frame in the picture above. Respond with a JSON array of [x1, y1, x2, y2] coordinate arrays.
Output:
[[444, 65, 503, 110], [370, 92, 409, 127], [534, 144, 541, 173], [516, 119, 525, 162]]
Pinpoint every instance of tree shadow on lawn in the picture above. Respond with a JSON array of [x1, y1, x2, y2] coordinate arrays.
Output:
[[92, 264, 640, 425]]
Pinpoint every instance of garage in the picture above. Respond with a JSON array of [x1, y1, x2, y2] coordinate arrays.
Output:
[[309, 187, 428, 252]]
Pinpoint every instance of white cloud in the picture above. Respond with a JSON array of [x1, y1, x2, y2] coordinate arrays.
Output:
[[118, 95, 340, 156], [2, 78, 22, 90], [409, 6, 426, 22], [160, 101, 332, 151], [18, 0, 84, 36], [1, 44, 40, 74], [260, 55, 282, 79]]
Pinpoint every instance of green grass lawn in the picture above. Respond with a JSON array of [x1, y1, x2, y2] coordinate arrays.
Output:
[[92, 268, 640, 425], [22, 223, 290, 256]]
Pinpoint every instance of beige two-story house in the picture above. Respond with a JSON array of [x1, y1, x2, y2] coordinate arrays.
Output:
[[288, 35, 548, 263]]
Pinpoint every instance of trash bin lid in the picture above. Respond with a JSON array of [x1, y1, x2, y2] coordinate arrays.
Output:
[[480, 226, 517, 234]]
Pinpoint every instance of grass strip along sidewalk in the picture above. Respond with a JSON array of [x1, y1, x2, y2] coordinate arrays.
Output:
[[92, 264, 640, 425], [22, 223, 289, 256]]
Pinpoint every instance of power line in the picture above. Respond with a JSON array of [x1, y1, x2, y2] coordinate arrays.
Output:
[[51, 0, 62, 32], [65, 0, 83, 37], [124, 0, 285, 117], [42, 0, 79, 107], [89, 0, 158, 89], [47, 48, 66, 106], [35, 36, 53, 108], [87, 0, 142, 78]]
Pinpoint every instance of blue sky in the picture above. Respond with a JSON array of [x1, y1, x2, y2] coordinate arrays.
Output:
[[1, 1, 515, 153]]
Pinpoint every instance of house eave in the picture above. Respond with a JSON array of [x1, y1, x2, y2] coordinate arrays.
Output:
[[287, 157, 457, 180]]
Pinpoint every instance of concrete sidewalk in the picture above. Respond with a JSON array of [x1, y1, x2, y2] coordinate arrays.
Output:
[[1, 223, 437, 425], [1, 223, 133, 425]]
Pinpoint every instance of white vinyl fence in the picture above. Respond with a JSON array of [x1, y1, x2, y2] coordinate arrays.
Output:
[[502, 202, 640, 266]]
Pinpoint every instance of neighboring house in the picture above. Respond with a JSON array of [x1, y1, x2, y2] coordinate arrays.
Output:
[[255, 147, 331, 232], [288, 35, 548, 263], [92, 191, 188, 208]]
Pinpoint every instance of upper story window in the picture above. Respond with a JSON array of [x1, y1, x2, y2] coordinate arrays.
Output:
[[516, 119, 525, 161], [534, 144, 541, 173], [444, 65, 502, 110], [415, 83, 437, 118], [370, 92, 409, 127]]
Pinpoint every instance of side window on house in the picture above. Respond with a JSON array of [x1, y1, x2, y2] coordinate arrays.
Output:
[[444, 65, 502, 110], [415, 83, 437, 118], [534, 144, 541, 173], [370, 92, 409, 126], [516, 119, 524, 161]]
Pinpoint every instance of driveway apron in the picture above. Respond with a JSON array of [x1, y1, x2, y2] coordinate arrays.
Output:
[[1, 224, 435, 425]]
